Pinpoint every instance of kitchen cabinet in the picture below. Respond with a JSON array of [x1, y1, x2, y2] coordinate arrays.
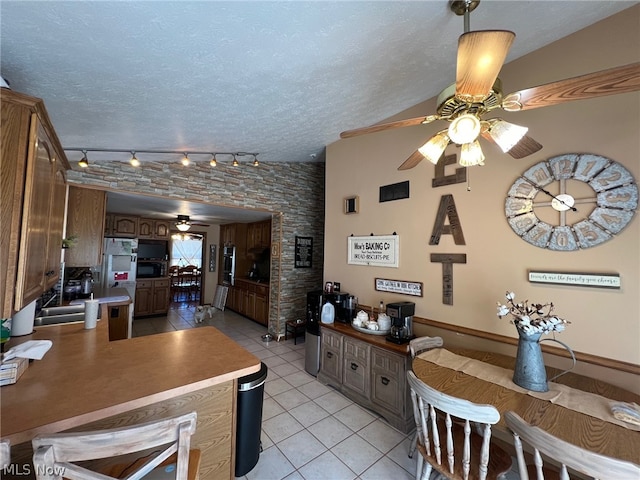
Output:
[[318, 324, 413, 433], [134, 278, 170, 317], [138, 218, 170, 240], [246, 219, 271, 253], [228, 278, 269, 326], [1, 89, 70, 317], [65, 187, 107, 267], [105, 214, 139, 238]]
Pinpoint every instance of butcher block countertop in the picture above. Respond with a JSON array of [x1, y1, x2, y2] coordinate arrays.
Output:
[[1, 315, 261, 445]]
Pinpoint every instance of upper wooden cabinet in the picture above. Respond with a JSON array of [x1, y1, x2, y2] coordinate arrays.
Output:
[[138, 218, 170, 240], [0, 89, 70, 317], [65, 187, 107, 267], [105, 214, 170, 240], [247, 219, 271, 253]]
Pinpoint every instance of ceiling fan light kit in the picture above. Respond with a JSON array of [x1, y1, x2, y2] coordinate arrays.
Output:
[[487, 119, 528, 153], [175, 215, 191, 232], [339, 0, 640, 171], [459, 140, 485, 167], [418, 131, 450, 165]]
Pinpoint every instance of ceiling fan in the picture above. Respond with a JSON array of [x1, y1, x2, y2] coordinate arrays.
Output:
[[174, 215, 210, 232], [340, 0, 640, 169]]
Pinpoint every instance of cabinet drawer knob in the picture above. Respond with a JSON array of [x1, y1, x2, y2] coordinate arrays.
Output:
[[327, 351, 333, 359], [351, 362, 358, 371], [381, 376, 390, 386]]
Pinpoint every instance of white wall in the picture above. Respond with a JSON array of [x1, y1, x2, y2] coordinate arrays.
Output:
[[324, 7, 639, 388]]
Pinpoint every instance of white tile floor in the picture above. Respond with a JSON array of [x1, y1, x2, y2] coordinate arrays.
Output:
[[133, 302, 522, 480]]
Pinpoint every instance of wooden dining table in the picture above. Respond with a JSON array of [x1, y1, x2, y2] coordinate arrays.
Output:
[[412, 348, 640, 465]]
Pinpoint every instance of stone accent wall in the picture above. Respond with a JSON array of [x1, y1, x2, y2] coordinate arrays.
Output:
[[67, 160, 325, 335]]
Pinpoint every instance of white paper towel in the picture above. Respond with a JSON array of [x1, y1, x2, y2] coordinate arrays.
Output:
[[3, 340, 52, 361], [11, 300, 36, 336], [84, 299, 99, 329]]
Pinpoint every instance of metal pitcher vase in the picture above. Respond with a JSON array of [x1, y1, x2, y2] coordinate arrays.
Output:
[[512, 328, 576, 392]]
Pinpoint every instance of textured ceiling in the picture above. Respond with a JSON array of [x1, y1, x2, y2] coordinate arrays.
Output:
[[1, 1, 633, 167]]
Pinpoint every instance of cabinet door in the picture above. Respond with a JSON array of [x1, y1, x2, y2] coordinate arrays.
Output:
[[112, 215, 138, 237], [104, 213, 113, 236], [138, 218, 153, 239], [260, 220, 271, 247], [15, 117, 55, 310], [153, 220, 170, 239], [44, 162, 66, 290], [320, 330, 343, 384], [65, 187, 107, 267], [343, 338, 370, 398], [254, 292, 269, 326], [370, 348, 404, 412], [152, 279, 170, 314], [134, 282, 152, 317]]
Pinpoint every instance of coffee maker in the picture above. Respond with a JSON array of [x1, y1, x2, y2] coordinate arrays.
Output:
[[323, 292, 351, 323], [385, 301, 415, 344]]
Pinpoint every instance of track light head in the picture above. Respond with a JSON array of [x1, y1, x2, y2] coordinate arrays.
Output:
[[232, 155, 239, 167], [210, 154, 217, 167], [130, 151, 140, 167], [181, 153, 190, 166], [78, 150, 89, 168], [253, 154, 259, 166]]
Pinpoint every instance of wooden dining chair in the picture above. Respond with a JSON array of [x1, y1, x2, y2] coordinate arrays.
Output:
[[407, 370, 512, 480], [32, 412, 200, 480], [408, 336, 444, 458], [505, 411, 640, 480]]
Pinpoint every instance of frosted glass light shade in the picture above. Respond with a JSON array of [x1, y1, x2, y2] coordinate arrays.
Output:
[[459, 141, 485, 167], [448, 114, 481, 144], [489, 119, 528, 153], [176, 221, 191, 232], [418, 132, 449, 164]]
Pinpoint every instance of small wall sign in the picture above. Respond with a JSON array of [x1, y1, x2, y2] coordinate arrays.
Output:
[[528, 271, 621, 289], [294, 236, 313, 268], [375, 278, 423, 297], [209, 244, 216, 272], [348, 235, 399, 267]]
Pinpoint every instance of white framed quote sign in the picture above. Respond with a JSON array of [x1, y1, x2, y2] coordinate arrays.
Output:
[[348, 235, 399, 267]]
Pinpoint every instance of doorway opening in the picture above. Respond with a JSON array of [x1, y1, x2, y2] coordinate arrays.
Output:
[[170, 233, 204, 305]]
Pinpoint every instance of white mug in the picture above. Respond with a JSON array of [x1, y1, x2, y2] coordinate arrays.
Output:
[[368, 322, 379, 331]]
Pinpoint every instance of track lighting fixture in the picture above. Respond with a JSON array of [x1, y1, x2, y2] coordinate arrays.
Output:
[[78, 150, 89, 168], [64, 148, 260, 168]]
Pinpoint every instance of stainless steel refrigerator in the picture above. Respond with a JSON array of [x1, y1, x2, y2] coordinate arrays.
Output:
[[222, 245, 236, 285]]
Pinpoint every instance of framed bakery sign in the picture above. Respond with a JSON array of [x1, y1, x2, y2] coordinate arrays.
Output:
[[348, 235, 399, 267]]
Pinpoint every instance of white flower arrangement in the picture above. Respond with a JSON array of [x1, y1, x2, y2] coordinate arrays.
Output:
[[497, 291, 569, 336]]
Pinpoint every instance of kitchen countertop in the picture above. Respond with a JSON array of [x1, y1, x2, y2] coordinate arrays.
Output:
[[1, 311, 261, 445], [321, 321, 410, 355], [68, 286, 132, 305]]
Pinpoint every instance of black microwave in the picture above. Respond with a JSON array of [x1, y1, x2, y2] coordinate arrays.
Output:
[[137, 262, 164, 278]]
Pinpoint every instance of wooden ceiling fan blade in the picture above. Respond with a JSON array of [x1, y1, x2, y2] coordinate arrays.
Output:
[[340, 115, 439, 139], [506, 135, 543, 159], [502, 62, 640, 112], [398, 150, 425, 170], [481, 131, 542, 159], [456, 30, 515, 102]]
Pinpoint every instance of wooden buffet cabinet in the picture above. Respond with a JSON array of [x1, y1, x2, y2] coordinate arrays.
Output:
[[1, 89, 70, 318], [317, 323, 414, 433]]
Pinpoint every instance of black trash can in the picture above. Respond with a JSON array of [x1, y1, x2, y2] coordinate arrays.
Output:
[[235, 361, 268, 477]]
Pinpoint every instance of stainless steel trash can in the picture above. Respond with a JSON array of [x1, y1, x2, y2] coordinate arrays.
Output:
[[235, 362, 268, 477]]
